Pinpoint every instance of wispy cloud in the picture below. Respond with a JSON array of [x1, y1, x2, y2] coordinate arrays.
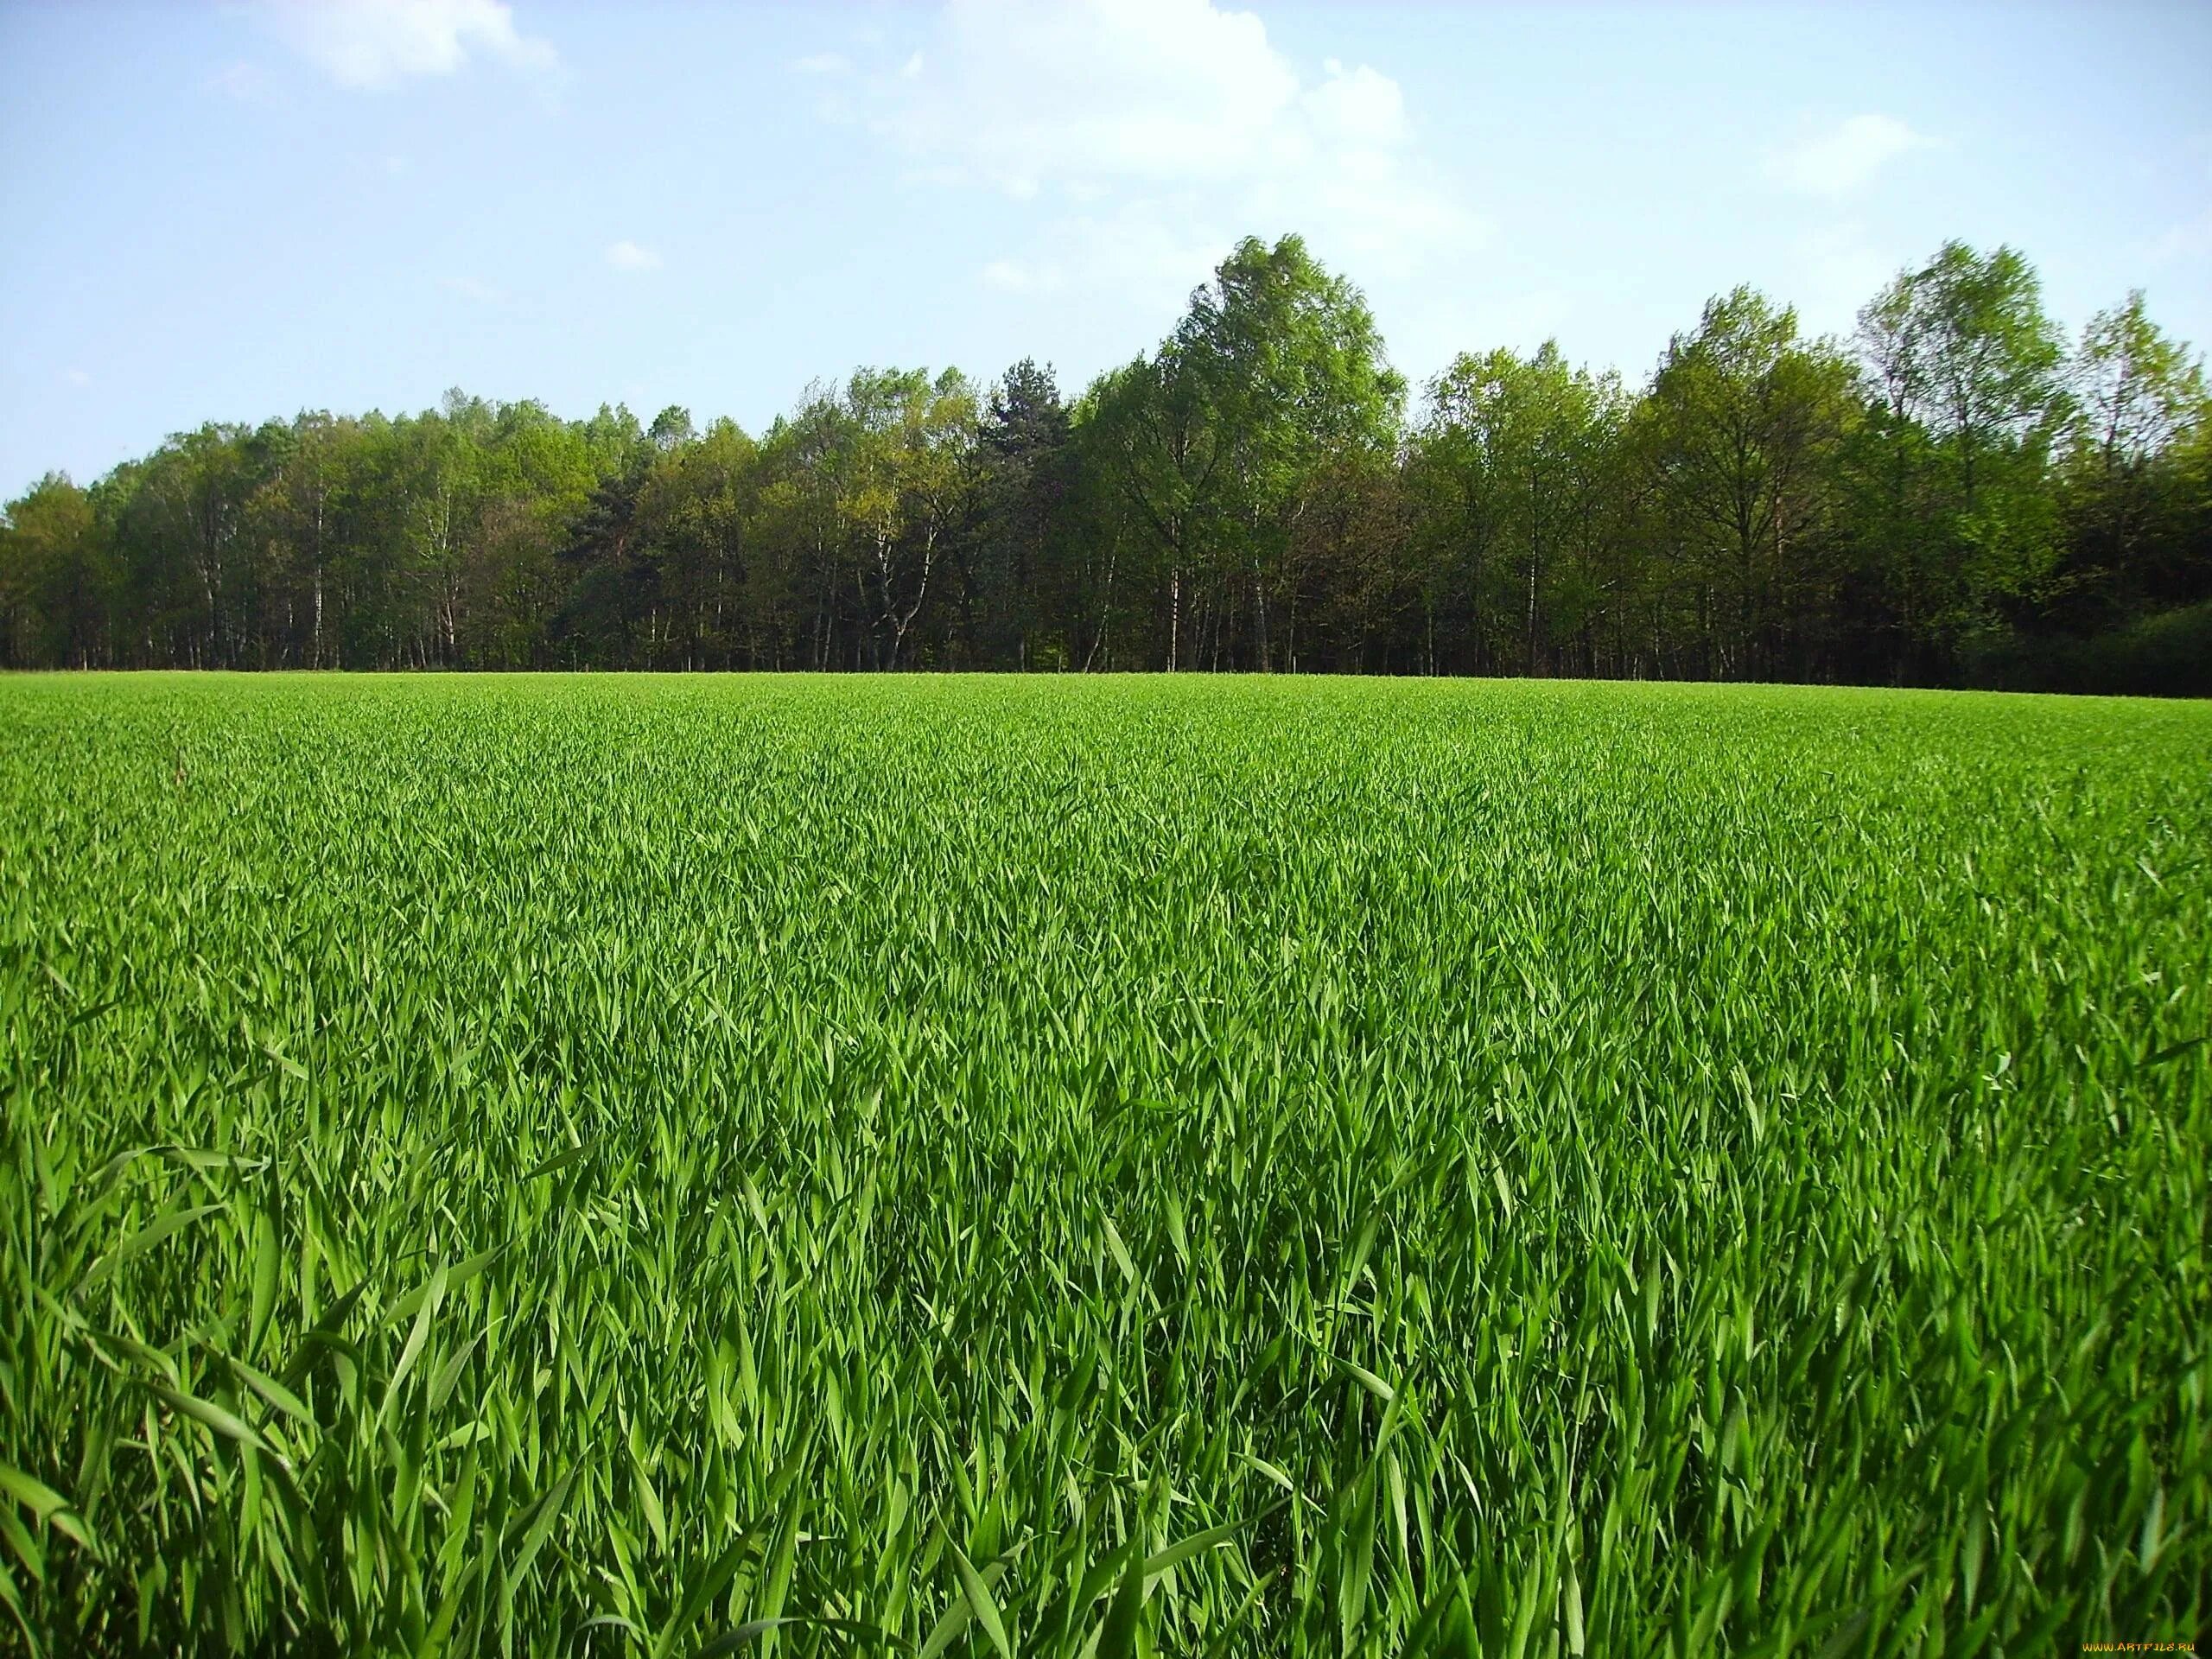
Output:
[[1764, 114, 1930, 198], [206, 60, 270, 102], [605, 240, 663, 273], [980, 258, 1049, 294], [62, 368, 93, 388], [818, 0, 1478, 309], [441, 275, 505, 303], [256, 0, 560, 92], [795, 52, 851, 76]]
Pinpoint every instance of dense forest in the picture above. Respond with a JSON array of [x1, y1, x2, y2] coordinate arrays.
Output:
[[3, 234, 2207, 691]]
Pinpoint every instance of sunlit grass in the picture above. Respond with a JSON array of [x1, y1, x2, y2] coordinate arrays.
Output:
[[2, 673, 2205, 1655]]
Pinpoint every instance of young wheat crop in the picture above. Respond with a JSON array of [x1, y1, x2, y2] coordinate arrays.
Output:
[[1, 674, 2205, 1655]]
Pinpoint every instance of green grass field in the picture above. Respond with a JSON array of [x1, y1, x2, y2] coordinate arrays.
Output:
[[1, 674, 2206, 1656]]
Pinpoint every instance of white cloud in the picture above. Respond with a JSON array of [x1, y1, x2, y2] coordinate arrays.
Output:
[[795, 52, 851, 75], [880, 0, 1293, 195], [981, 258, 1052, 294], [1764, 114, 1929, 198], [836, 0, 1476, 308], [62, 368, 93, 387], [206, 60, 269, 101], [257, 0, 559, 92], [605, 239, 663, 272], [441, 275, 505, 302]]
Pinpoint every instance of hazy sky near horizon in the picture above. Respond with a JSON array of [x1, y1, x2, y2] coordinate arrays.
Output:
[[3, 0, 2209, 497]]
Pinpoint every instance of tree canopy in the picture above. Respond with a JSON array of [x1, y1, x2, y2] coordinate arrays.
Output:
[[5, 233, 2206, 691]]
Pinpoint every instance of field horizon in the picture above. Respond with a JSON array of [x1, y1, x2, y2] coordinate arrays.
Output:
[[5, 664, 2204, 702]]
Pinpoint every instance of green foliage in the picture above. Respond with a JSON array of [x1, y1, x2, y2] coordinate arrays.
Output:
[[969, 360, 1075, 670], [1111, 233, 1406, 671], [1412, 343, 1626, 675], [1961, 598, 2212, 696], [0, 474, 106, 668], [2055, 296, 2212, 625], [3, 235, 2208, 688], [1637, 289, 1860, 678], [1851, 244, 2075, 647], [2, 674, 2206, 1654]]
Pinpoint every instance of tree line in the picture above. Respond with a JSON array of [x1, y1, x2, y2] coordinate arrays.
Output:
[[4, 234, 2207, 690]]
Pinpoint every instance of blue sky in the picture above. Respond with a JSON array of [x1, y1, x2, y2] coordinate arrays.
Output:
[[3, 0, 2209, 497]]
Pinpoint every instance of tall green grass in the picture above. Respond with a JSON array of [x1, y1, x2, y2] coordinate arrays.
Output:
[[2, 674, 2205, 1656]]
